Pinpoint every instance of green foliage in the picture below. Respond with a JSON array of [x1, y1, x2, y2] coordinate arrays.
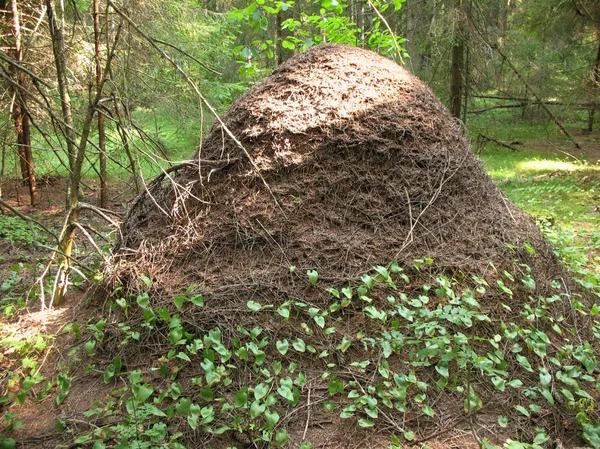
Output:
[[17, 249, 590, 448], [0, 217, 49, 246], [0, 331, 55, 439], [230, 0, 407, 75]]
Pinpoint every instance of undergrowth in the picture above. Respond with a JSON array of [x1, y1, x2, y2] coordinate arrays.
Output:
[[3, 249, 600, 449]]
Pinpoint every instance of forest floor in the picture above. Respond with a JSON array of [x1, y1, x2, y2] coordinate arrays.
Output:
[[1, 127, 600, 448]]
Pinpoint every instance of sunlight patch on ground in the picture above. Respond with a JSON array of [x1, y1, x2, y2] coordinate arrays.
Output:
[[517, 159, 581, 173]]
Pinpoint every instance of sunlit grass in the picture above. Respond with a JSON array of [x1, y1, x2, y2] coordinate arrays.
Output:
[[479, 146, 600, 180], [518, 159, 580, 172]]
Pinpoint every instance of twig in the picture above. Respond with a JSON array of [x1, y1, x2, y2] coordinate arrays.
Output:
[[165, 158, 240, 175], [366, 0, 404, 64], [153, 38, 222, 75], [79, 202, 121, 228], [73, 222, 109, 264], [394, 147, 470, 259], [544, 140, 582, 163], [303, 382, 312, 441]]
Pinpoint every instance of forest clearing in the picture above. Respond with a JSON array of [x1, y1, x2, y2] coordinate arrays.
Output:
[[2, 1, 600, 448]]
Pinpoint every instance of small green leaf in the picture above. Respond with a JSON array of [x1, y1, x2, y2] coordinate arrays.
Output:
[[176, 397, 192, 415], [200, 386, 214, 401], [139, 275, 152, 288], [250, 399, 266, 418], [136, 293, 149, 308], [176, 352, 191, 362], [278, 385, 294, 403], [276, 340, 289, 355], [275, 429, 288, 446], [358, 418, 375, 428], [539, 369, 551, 387], [254, 383, 269, 401], [132, 383, 153, 403], [264, 409, 280, 428], [337, 337, 352, 352], [307, 270, 319, 286], [515, 405, 530, 417], [292, 338, 306, 352], [247, 301, 262, 312], [235, 388, 248, 408], [491, 376, 505, 392], [92, 440, 106, 449], [278, 305, 290, 319], [506, 379, 523, 388], [190, 294, 204, 307], [422, 404, 435, 417], [498, 415, 508, 427]]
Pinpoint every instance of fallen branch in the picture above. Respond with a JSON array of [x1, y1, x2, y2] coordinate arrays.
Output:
[[468, 14, 582, 150], [468, 101, 561, 114], [477, 134, 519, 152]]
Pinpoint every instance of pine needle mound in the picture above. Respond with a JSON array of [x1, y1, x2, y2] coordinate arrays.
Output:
[[113, 43, 558, 295], [105, 45, 597, 447]]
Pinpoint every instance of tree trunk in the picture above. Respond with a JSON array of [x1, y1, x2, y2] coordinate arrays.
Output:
[[93, 0, 107, 207], [46, 0, 77, 173], [46, 1, 119, 305], [587, 23, 600, 132], [276, 10, 283, 66], [10, 0, 37, 205], [449, 0, 464, 119]]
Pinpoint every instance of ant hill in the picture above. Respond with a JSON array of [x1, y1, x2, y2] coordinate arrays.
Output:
[[105, 44, 596, 448], [111, 44, 561, 300]]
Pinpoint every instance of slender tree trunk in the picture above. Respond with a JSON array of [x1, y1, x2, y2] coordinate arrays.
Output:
[[46, 0, 80, 305], [93, 0, 107, 207], [449, 0, 464, 119], [46, 0, 76, 172], [587, 23, 600, 132], [46, 7, 119, 305], [10, 0, 37, 205], [276, 10, 283, 66]]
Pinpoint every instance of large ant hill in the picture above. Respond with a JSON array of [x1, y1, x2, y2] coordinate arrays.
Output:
[[113, 44, 559, 295], [105, 44, 596, 448]]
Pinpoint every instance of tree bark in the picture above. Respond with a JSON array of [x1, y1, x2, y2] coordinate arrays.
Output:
[[46, 0, 77, 173], [93, 0, 107, 207], [10, 0, 37, 205], [449, 0, 464, 119], [587, 23, 600, 132]]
